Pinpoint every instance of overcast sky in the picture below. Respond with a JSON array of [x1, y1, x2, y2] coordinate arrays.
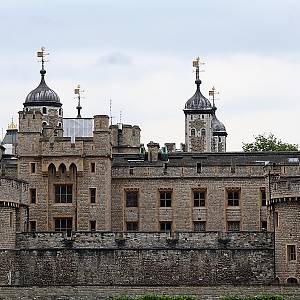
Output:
[[1, 0, 300, 151]]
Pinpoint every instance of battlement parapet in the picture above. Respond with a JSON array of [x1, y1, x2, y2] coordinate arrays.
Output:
[[16, 231, 274, 250]]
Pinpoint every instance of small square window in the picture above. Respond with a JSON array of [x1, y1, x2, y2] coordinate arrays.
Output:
[[160, 191, 172, 207], [193, 190, 206, 207], [126, 222, 138, 231], [30, 188, 36, 204], [287, 245, 297, 261], [160, 221, 172, 232], [90, 163, 96, 173], [194, 221, 206, 232], [30, 221, 36, 232], [90, 188, 96, 204], [227, 190, 240, 206], [126, 191, 138, 207], [227, 221, 240, 232], [30, 163, 36, 174], [129, 167, 134, 175], [90, 220, 96, 231]]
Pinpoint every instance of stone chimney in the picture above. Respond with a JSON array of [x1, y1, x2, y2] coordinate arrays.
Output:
[[147, 141, 160, 162]]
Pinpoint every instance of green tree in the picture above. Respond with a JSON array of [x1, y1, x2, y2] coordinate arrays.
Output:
[[242, 133, 298, 152]]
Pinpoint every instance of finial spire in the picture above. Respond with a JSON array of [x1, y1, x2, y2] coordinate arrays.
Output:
[[37, 47, 49, 78], [209, 86, 219, 109], [192, 57, 205, 88], [74, 84, 84, 118], [8, 117, 17, 130]]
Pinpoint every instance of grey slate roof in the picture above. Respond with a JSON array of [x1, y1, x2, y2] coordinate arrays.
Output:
[[184, 81, 213, 112], [24, 70, 61, 107], [212, 114, 226, 134]]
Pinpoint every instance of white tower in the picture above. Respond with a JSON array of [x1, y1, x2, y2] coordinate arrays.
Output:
[[183, 58, 227, 152]]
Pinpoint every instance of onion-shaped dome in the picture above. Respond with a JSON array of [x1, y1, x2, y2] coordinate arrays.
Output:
[[212, 114, 227, 136], [24, 69, 61, 107], [184, 79, 213, 112]]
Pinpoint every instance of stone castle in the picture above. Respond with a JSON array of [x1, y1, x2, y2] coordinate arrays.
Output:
[[0, 50, 300, 293]]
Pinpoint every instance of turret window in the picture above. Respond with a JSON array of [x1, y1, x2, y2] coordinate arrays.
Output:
[[201, 128, 206, 136], [191, 129, 196, 137], [42, 107, 47, 114]]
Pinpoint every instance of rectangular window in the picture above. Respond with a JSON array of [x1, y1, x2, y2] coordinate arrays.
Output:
[[29, 221, 36, 232], [30, 163, 36, 174], [274, 212, 279, 227], [30, 188, 36, 204], [194, 221, 206, 232], [126, 191, 138, 207], [196, 163, 202, 173], [90, 220, 96, 231], [55, 185, 72, 203], [126, 222, 138, 231], [90, 162, 95, 173], [227, 190, 240, 206], [261, 221, 267, 231], [54, 218, 72, 236], [9, 212, 13, 227], [193, 190, 206, 207], [90, 188, 96, 204], [129, 167, 134, 175], [160, 221, 172, 232], [287, 245, 297, 261], [160, 191, 172, 207], [261, 188, 267, 206], [227, 221, 240, 232]]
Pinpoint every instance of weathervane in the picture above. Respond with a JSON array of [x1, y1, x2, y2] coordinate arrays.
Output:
[[109, 99, 115, 126], [37, 47, 49, 71], [192, 57, 205, 84], [74, 84, 84, 118], [209, 86, 219, 108]]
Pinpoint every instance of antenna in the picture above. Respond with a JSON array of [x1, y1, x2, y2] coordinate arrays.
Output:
[[37, 46, 49, 70], [109, 99, 115, 126], [209, 86, 220, 108], [119, 110, 122, 124], [74, 84, 84, 118]]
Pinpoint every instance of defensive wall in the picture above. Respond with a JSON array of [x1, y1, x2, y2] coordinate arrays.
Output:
[[0, 231, 274, 286]]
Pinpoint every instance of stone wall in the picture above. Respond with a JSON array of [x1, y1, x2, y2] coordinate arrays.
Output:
[[2, 232, 274, 286], [0, 285, 299, 300]]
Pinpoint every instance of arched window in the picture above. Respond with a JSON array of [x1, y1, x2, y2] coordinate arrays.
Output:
[[58, 122, 62, 128], [48, 163, 56, 177], [201, 128, 206, 136], [58, 163, 66, 176], [42, 107, 47, 114], [42, 121, 47, 127], [287, 277, 298, 284], [59, 108, 62, 116], [191, 129, 196, 137]]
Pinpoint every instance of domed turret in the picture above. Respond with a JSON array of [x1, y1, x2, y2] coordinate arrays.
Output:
[[212, 114, 227, 135], [24, 69, 61, 108]]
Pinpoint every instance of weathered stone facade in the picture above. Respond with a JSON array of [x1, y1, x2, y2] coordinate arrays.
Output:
[[0, 56, 300, 293]]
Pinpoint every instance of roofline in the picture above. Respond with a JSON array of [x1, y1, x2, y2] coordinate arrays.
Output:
[[183, 108, 215, 114], [24, 101, 62, 108]]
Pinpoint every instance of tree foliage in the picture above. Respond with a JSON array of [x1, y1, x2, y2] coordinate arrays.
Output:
[[242, 133, 298, 152]]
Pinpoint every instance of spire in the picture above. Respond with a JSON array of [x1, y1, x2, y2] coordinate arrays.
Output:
[[7, 117, 17, 131], [192, 57, 204, 89], [74, 84, 84, 118]]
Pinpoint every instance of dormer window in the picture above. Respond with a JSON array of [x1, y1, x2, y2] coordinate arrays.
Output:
[[42, 107, 47, 114]]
